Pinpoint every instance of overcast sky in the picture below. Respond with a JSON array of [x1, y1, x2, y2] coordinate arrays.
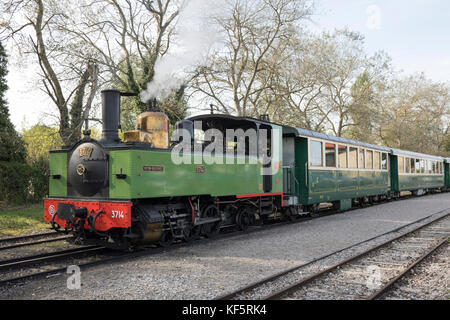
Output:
[[5, 0, 450, 130]]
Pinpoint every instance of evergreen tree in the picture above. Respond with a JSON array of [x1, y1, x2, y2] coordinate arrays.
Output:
[[0, 41, 26, 162]]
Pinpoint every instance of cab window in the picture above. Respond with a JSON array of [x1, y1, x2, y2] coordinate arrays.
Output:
[[349, 147, 358, 169], [374, 152, 381, 170], [381, 153, 388, 170], [325, 143, 336, 167], [366, 150, 373, 169], [338, 145, 348, 168], [398, 156, 405, 174], [420, 159, 425, 173], [310, 140, 323, 167], [405, 157, 410, 173], [359, 149, 365, 169]]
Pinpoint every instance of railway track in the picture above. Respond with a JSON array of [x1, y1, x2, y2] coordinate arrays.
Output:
[[217, 209, 450, 300], [0, 245, 117, 287], [0, 218, 309, 287], [0, 206, 349, 287], [0, 246, 106, 273], [0, 232, 72, 252], [0, 193, 446, 289]]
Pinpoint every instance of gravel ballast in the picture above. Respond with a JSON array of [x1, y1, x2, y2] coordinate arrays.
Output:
[[0, 193, 449, 300]]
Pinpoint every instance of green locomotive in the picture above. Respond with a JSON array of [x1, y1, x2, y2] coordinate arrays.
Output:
[[44, 90, 449, 249]]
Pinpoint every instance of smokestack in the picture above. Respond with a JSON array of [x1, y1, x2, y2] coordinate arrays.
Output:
[[147, 98, 160, 112], [101, 89, 121, 143]]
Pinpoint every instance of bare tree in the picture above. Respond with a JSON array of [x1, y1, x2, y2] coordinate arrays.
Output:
[[1, 0, 99, 145], [60, 0, 185, 124], [309, 30, 383, 137], [377, 73, 450, 155], [191, 0, 314, 117]]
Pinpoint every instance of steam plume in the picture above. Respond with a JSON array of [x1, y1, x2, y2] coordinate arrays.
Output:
[[140, 0, 224, 102]]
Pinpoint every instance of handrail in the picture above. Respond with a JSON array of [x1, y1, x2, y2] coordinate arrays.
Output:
[[292, 171, 300, 195], [283, 166, 300, 196], [304, 162, 308, 188]]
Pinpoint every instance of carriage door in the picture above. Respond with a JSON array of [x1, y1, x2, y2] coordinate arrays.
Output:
[[260, 124, 272, 193], [282, 136, 295, 195]]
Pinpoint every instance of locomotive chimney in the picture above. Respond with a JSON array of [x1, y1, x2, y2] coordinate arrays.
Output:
[[101, 89, 121, 143], [147, 98, 159, 112]]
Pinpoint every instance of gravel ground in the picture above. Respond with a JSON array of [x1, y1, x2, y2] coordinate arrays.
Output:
[[381, 242, 450, 300], [226, 212, 450, 300], [0, 193, 449, 300]]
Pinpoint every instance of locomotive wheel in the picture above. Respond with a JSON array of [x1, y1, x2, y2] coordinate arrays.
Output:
[[200, 204, 221, 238], [181, 227, 191, 242], [202, 222, 220, 238], [281, 207, 296, 222], [202, 204, 218, 218], [191, 225, 202, 240], [236, 208, 252, 231], [158, 230, 174, 247]]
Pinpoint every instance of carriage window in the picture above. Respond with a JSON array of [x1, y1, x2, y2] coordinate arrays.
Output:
[[349, 147, 358, 169], [398, 156, 405, 174], [310, 141, 323, 167], [428, 161, 432, 174], [415, 159, 420, 173], [338, 145, 348, 168], [366, 150, 373, 169], [440, 163, 444, 174], [381, 153, 387, 170], [432, 162, 436, 174], [420, 159, 425, 173], [325, 143, 336, 167], [411, 159, 416, 174], [405, 158, 411, 173], [374, 152, 381, 170], [359, 149, 365, 169]]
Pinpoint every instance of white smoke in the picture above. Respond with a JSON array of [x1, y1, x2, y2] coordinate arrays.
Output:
[[140, 0, 225, 102]]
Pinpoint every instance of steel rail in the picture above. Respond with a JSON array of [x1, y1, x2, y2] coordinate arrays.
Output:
[[0, 213, 338, 287], [368, 236, 449, 300], [1, 194, 447, 288], [262, 213, 449, 300], [216, 208, 450, 300], [0, 231, 59, 244], [0, 246, 104, 272], [0, 236, 72, 252]]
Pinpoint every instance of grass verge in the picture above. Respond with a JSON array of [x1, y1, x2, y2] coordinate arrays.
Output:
[[0, 204, 49, 237]]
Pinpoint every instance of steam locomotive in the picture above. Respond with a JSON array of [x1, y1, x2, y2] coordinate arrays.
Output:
[[44, 90, 450, 250]]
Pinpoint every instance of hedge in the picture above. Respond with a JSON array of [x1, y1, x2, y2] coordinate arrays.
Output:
[[0, 158, 49, 205]]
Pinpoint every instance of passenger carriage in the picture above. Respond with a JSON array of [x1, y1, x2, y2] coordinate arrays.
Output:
[[389, 149, 445, 195]]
